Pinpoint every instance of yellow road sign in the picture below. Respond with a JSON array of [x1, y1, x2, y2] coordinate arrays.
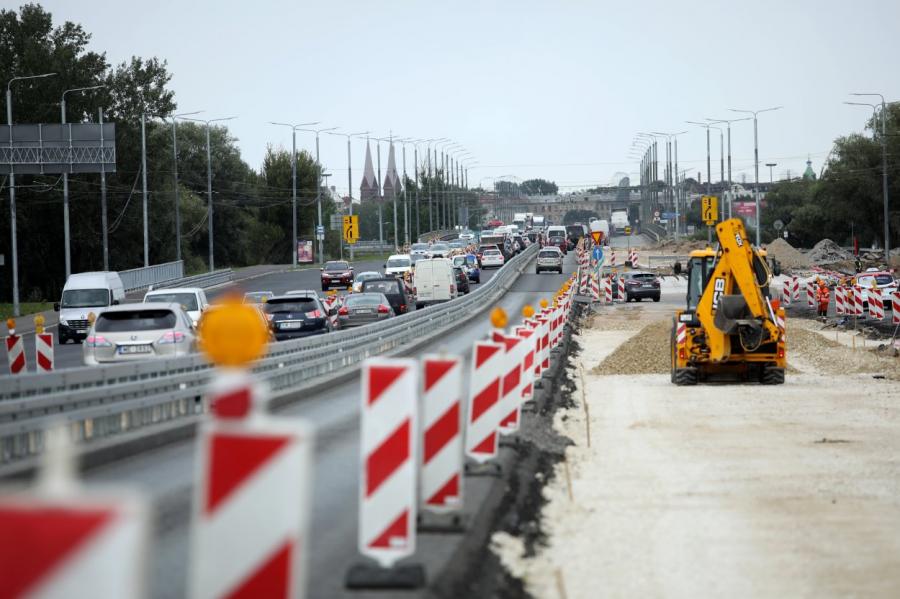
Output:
[[343, 215, 359, 244], [624, 226, 631, 235], [701, 195, 718, 226]]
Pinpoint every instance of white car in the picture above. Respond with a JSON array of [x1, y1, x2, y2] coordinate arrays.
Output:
[[384, 254, 412, 278], [410, 243, 430, 258], [143, 287, 209, 327], [481, 248, 505, 269], [856, 270, 898, 312], [459, 231, 475, 242]]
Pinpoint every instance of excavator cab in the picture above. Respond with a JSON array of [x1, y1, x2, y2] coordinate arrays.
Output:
[[671, 219, 786, 385]]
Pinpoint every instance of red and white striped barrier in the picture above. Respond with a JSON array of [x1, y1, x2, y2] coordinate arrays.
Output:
[[776, 311, 786, 341], [609, 250, 616, 267], [791, 276, 801, 302], [539, 309, 551, 372], [835, 286, 846, 315], [604, 276, 613, 304], [357, 358, 419, 568], [628, 249, 637, 266], [190, 414, 314, 599], [515, 325, 536, 402], [617, 276, 626, 303], [853, 286, 864, 316], [6, 332, 25, 375], [868, 291, 885, 320], [579, 268, 588, 295], [676, 322, 687, 346], [36, 332, 54, 372], [527, 318, 542, 379], [781, 283, 791, 305], [492, 331, 524, 434], [466, 341, 505, 463], [892, 291, 900, 325], [590, 273, 600, 302], [420, 355, 463, 513], [806, 283, 815, 309]]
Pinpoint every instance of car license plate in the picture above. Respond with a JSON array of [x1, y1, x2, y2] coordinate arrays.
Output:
[[642, 284, 653, 288], [280, 321, 303, 329], [118, 344, 151, 355], [355, 309, 374, 314]]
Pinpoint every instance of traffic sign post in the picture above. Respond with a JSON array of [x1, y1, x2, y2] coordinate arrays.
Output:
[[590, 230, 603, 245], [701, 195, 718, 243], [343, 215, 359, 245]]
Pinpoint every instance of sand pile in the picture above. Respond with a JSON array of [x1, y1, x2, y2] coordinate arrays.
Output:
[[764, 238, 809, 269], [807, 239, 852, 265], [592, 320, 671, 375]]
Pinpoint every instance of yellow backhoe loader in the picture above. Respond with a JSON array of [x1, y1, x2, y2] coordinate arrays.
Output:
[[671, 218, 786, 385]]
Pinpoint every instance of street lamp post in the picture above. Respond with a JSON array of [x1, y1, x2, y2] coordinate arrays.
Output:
[[652, 131, 688, 237], [325, 130, 368, 261], [170, 110, 205, 265], [706, 117, 752, 218], [298, 126, 338, 263], [269, 121, 320, 266], [180, 115, 238, 271], [765, 163, 777, 183], [6, 72, 57, 317], [729, 106, 783, 246], [850, 93, 891, 264], [61, 84, 105, 278]]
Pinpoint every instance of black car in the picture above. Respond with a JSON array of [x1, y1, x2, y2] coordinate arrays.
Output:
[[264, 295, 333, 340], [621, 271, 661, 302], [361, 278, 411, 315], [321, 261, 354, 291], [453, 266, 471, 294]]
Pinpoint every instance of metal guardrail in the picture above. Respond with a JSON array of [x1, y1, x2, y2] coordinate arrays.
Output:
[[417, 230, 456, 243], [0, 246, 538, 465], [118, 260, 184, 292], [644, 223, 666, 243], [152, 269, 233, 290]]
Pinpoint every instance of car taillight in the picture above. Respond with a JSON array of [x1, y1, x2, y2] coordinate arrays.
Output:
[[338, 306, 349, 316], [626, 280, 639, 286], [158, 331, 186, 344], [400, 305, 407, 312], [305, 310, 322, 319], [450, 284, 456, 293], [86, 335, 112, 348], [377, 304, 390, 314]]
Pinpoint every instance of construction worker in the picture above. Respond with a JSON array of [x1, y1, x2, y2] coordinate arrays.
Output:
[[816, 280, 830, 319]]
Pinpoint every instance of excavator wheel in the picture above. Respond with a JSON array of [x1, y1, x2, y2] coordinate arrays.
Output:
[[760, 365, 785, 385], [673, 367, 698, 386]]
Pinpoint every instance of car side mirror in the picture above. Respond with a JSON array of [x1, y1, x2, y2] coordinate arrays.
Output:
[[383, 264, 386, 269], [112, 299, 120, 305], [53, 302, 60, 312]]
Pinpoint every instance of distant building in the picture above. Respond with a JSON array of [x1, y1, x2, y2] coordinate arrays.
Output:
[[359, 140, 379, 201], [382, 142, 401, 199], [802, 156, 817, 181]]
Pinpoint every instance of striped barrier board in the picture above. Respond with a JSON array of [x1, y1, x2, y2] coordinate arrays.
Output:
[[853, 286, 864, 316], [515, 326, 536, 402], [791, 276, 801, 301], [465, 341, 505, 463], [617, 276, 626, 303], [6, 333, 25, 375], [806, 283, 815, 309], [604, 276, 613, 304], [892, 291, 900, 325], [491, 331, 524, 435], [835, 286, 846, 315], [420, 355, 463, 513], [628, 249, 637, 266], [869, 292, 885, 320]]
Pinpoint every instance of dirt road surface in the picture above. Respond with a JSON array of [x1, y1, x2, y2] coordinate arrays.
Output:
[[493, 300, 900, 599]]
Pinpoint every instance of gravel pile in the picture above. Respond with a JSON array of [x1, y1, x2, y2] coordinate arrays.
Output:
[[807, 239, 852, 265], [788, 323, 900, 380], [592, 319, 671, 375], [764, 238, 809, 269]]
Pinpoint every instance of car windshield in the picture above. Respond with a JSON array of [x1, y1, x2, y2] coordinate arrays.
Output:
[[264, 298, 318, 313], [61, 288, 109, 308], [485, 250, 501, 256], [411, 244, 428, 251], [431, 244, 449, 251], [453, 256, 467, 266], [387, 258, 410, 268], [324, 262, 350, 271], [363, 280, 401, 295], [346, 293, 384, 306], [243, 292, 272, 303], [628, 273, 656, 282], [145, 293, 199, 311], [539, 250, 560, 258], [859, 274, 894, 286], [357, 272, 380, 281], [95, 309, 176, 332]]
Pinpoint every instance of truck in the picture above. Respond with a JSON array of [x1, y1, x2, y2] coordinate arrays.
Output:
[[670, 218, 786, 385], [532, 215, 545, 230], [610, 210, 629, 234], [512, 213, 528, 234]]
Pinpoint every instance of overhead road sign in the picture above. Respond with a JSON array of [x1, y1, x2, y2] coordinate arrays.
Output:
[[0, 123, 116, 174]]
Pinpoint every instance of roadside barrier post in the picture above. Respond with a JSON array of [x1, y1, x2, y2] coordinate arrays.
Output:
[[806, 283, 815, 309], [539, 300, 551, 373], [892, 291, 900, 325], [0, 426, 149, 599], [629, 249, 637, 266], [604, 276, 613, 304], [34, 314, 54, 372], [190, 299, 315, 599], [868, 288, 885, 320], [835, 286, 846, 315], [419, 355, 464, 519], [465, 330, 506, 464], [515, 305, 537, 403], [617, 275, 626, 303], [853, 286, 864, 316], [348, 357, 424, 589], [5, 318, 25, 375], [791, 276, 801, 301], [490, 308, 525, 436]]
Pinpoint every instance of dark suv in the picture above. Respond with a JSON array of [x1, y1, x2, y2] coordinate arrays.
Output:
[[621, 271, 661, 302], [320, 261, 354, 290], [361, 278, 411, 315], [264, 295, 333, 340]]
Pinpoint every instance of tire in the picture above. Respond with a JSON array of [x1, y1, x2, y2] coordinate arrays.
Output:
[[475, 276, 481, 284], [653, 295, 661, 302], [673, 367, 699, 386], [625, 293, 632, 303], [761, 366, 785, 385]]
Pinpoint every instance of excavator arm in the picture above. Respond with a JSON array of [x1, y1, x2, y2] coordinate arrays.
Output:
[[695, 219, 781, 362]]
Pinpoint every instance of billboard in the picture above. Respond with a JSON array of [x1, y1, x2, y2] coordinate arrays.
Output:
[[734, 201, 756, 217], [0, 123, 116, 174], [297, 240, 314, 264]]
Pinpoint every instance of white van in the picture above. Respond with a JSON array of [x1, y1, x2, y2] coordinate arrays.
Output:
[[413, 258, 457, 310], [546, 225, 567, 239], [143, 287, 209, 327], [55, 271, 126, 344]]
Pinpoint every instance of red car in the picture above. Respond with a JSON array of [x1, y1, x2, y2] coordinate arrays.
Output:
[[547, 234, 568, 255], [321, 260, 354, 290]]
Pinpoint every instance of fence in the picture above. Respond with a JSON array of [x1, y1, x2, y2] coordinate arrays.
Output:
[[118, 261, 184, 292], [0, 245, 538, 467]]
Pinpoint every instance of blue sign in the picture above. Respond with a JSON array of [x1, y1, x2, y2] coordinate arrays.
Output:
[[662, 212, 677, 220], [592, 246, 604, 263]]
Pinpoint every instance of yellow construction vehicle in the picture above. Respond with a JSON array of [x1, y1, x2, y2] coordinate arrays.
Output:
[[671, 218, 786, 385]]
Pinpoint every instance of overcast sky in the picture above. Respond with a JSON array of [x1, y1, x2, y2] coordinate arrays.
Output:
[[36, 0, 900, 196]]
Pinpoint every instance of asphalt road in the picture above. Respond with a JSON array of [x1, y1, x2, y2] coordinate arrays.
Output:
[[83, 251, 573, 599]]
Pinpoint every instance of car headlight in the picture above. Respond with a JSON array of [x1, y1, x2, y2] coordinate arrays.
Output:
[[59, 319, 68, 326]]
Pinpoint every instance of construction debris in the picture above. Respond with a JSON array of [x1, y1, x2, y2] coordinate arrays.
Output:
[[592, 320, 670, 375], [764, 238, 809, 270], [807, 239, 852, 265]]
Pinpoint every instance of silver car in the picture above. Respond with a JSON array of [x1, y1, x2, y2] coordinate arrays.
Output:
[[536, 247, 564, 274], [83, 302, 197, 365], [336, 292, 394, 329]]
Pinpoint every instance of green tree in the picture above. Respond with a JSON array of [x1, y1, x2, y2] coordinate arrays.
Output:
[[521, 178, 558, 195]]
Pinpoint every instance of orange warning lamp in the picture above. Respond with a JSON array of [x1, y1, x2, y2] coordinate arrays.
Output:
[[199, 296, 270, 367], [34, 314, 45, 334], [490, 307, 508, 329], [539, 299, 548, 309], [522, 305, 535, 318], [6, 318, 15, 333]]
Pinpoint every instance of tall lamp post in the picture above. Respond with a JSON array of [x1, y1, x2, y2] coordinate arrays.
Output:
[[849, 93, 891, 264], [705, 116, 752, 211], [325, 130, 368, 261], [298, 126, 338, 263], [179, 115, 238, 271], [729, 106, 782, 246], [652, 130, 688, 236], [426, 138, 448, 231], [170, 110, 205, 265], [765, 163, 777, 183], [6, 72, 57, 317], [61, 84, 105, 278], [269, 121, 320, 266]]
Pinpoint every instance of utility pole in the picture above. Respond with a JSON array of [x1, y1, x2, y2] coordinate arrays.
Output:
[[141, 112, 149, 267], [99, 107, 109, 271], [730, 106, 782, 246], [270, 121, 319, 266], [707, 117, 751, 219], [172, 110, 204, 265], [850, 93, 891, 265]]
